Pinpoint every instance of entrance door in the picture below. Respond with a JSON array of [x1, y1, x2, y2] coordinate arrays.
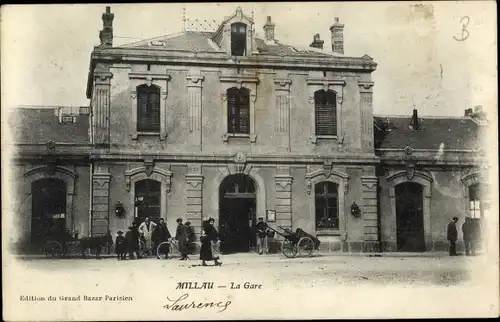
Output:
[[134, 179, 161, 224], [31, 178, 67, 246], [219, 174, 256, 253], [395, 182, 425, 252]]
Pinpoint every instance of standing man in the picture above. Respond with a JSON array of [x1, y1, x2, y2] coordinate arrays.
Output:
[[462, 217, 473, 256], [255, 217, 269, 255], [185, 222, 197, 254], [175, 218, 189, 260], [139, 217, 157, 256], [447, 216, 459, 256], [153, 218, 171, 257]]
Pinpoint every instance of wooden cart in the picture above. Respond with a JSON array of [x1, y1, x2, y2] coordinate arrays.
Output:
[[267, 226, 321, 258]]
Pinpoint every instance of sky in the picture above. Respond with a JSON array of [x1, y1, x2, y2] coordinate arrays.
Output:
[[1, 2, 497, 117]]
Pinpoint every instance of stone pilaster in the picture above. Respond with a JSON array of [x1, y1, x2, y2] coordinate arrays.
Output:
[[187, 75, 204, 149], [93, 71, 113, 146], [274, 79, 292, 151], [92, 172, 111, 236], [185, 164, 204, 233], [274, 165, 293, 232], [361, 176, 379, 252], [359, 81, 374, 150]]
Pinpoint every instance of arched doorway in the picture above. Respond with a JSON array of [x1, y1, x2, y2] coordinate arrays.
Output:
[[134, 179, 161, 224], [219, 174, 256, 253], [31, 178, 67, 246], [395, 182, 425, 251]]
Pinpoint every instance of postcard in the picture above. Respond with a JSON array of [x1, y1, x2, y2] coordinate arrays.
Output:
[[1, 2, 498, 320]]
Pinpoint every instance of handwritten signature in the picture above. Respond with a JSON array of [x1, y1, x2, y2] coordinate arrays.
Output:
[[163, 293, 232, 313], [453, 16, 470, 42]]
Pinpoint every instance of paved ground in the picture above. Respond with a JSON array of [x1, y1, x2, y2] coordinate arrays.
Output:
[[5, 252, 497, 320], [11, 251, 482, 286]]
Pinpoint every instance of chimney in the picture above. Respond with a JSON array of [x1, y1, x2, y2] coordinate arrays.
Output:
[[99, 6, 114, 47], [329, 17, 344, 54], [263, 16, 276, 43], [409, 108, 420, 131], [464, 108, 474, 117], [309, 34, 324, 49]]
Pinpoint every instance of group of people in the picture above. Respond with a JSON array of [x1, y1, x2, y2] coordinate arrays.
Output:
[[114, 216, 223, 266], [447, 216, 481, 256], [115, 217, 196, 260]]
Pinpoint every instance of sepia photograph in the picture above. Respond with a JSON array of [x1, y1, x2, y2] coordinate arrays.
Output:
[[1, 2, 498, 320]]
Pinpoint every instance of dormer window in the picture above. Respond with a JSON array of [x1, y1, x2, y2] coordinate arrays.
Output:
[[231, 22, 247, 56]]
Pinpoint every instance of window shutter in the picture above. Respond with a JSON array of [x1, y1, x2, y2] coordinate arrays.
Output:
[[227, 88, 238, 133], [137, 85, 160, 132], [238, 89, 250, 134], [315, 90, 337, 136], [137, 88, 149, 132], [148, 88, 160, 132]]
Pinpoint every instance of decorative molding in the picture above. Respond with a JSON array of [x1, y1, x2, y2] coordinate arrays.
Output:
[[274, 78, 292, 91], [124, 165, 172, 193], [461, 171, 483, 198], [361, 176, 378, 190], [46, 140, 56, 151], [186, 75, 205, 88], [387, 170, 433, 198], [218, 73, 260, 84], [94, 72, 113, 85], [24, 165, 78, 181], [144, 158, 155, 177], [358, 80, 375, 93], [305, 168, 349, 195]]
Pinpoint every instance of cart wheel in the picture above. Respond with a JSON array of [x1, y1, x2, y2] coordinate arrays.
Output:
[[157, 241, 173, 259], [298, 237, 314, 257], [282, 239, 297, 258], [44, 241, 63, 258]]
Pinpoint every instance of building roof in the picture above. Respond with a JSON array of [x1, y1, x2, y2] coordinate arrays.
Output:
[[373, 116, 481, 150], [119, 30, 345, 59], [8, 107, 90, 144]]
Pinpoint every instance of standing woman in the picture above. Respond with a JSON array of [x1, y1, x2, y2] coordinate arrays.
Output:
[[200, 218, 222, 266]]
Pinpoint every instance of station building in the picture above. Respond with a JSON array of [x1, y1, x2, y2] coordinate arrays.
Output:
[[8, 7, 490, 253]]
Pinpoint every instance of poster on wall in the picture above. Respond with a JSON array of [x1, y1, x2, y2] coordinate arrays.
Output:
[[266, 210, 276, 222]]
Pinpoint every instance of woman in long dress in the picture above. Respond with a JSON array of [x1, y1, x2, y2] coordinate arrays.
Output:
[[200, 218, 222, 266]]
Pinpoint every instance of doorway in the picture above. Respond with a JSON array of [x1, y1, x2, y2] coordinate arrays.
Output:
[[395, 182, 425, 252], [219, 174, 256, 253], [31, 178, 67, 246], [134, 179, 161, 224]]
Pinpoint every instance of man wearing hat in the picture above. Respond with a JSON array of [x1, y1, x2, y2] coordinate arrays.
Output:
[[256, 217, 269, 255], [115, 230, 127, 260], [447, 216, 459, 256], [125, 222, 140, 259], [175, 218, 189, 260], [185, 222, 197, 254]]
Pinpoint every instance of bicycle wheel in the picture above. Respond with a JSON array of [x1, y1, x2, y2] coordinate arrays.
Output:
[[44, 241, 63, 258], [157, 241, 173, 259]]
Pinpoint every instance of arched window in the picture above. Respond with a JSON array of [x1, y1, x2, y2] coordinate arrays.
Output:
[[137, 84, 161, 132], [314, 89, 337, 136], [227, 87, 250, 134], [315, 182, 339, 229], [468, 183, 482, 219], [231, 22, 247, 56], [134, 179, 161, 222]]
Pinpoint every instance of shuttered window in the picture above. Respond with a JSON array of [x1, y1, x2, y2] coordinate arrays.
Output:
[[227, 87, 250, 134], [314, 90, 337, 136], [137, 84, 161, 132]]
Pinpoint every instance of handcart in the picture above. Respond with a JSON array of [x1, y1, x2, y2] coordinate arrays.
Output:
[[267, 225, 321, 258]]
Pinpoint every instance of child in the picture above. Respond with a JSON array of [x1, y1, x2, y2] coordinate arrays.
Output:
[[115, 230, 127, 260]]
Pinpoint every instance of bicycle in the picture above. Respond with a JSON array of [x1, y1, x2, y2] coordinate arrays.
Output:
[[156, 240, 201, 260]]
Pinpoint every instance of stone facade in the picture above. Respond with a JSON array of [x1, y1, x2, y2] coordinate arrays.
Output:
[[7, 7, 490, 253]]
